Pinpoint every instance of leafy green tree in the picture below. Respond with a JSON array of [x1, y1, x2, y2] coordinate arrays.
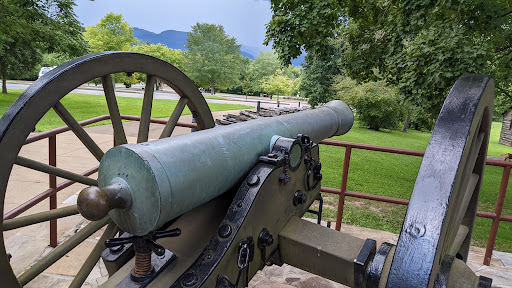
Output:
[[265, 0, 512, 119], [130, 43, 185, 89], [0, 0, 86, 94], [183, 23, 243, 94], [238, 56, 252, 98], [248, 51, 282, 92], [281, 63, 301, 79], [300, 38, 342, 107], [131, 43, 184, 70], [84, 12, 139, 87], [291, 76, 302, 97], [84, 12, 136, 52], [261, 70, 292, 97], [264, 0, 343, 65]]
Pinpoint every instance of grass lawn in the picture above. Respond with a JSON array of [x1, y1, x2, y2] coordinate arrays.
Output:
[[0, 89, 251, 131], [313, 121, 512, 252], [203, 95, 229, 101]]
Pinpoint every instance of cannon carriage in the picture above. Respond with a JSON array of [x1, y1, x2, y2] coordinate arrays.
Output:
[[0, 52, 495, 287]]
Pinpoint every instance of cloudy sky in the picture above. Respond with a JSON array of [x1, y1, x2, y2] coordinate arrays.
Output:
[[74, 0, 273, 49]]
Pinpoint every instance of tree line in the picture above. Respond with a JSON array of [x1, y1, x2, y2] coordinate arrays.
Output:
[[0, 3, 303, 100], [265, 0, 512, 131]]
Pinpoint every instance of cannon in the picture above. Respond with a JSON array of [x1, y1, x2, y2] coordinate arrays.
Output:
[[0, 52, 495, 287]]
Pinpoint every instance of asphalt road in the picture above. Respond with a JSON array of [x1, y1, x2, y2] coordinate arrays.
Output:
[[6, 81, 308, 109]]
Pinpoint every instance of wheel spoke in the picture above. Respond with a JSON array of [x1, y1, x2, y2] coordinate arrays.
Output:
[[465, 132, 485, 177], [53, 102, 104, 161], [444, 131, 485, 243], [3, 205, 79, 231], [160, 97, 189, 139], [448, 225, 470, 256], [15, 156, 98, 186], [102, 75, 127, 146], [454, 173, 480, 229], [16, 217, 110, 286], [137, 75, 157, 143], [69, 222, 118, 288]]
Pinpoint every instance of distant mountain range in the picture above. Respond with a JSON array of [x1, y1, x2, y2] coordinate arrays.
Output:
[[133, 27, 304, 66]]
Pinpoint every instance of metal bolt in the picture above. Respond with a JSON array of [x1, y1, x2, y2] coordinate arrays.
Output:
[[258, 229, 274, 248], [247, 175, 260, 186], [181, 272, 198, 287], [293, 191, 307, 206], [218, 224, 232, 238]]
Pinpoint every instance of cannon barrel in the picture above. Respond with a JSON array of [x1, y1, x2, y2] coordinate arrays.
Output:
[[77, 100, 353, 235]]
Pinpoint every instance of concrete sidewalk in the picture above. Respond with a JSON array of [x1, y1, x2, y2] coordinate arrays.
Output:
[[3, 111, 512, 287]]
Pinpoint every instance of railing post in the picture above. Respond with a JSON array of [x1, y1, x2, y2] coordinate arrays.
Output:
[[483, 166, 510, 265], [49, 135, 57, 247], [336, 146, 352, 231]]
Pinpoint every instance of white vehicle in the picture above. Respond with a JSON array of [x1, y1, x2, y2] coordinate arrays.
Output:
[[38, 66, 56, 78]]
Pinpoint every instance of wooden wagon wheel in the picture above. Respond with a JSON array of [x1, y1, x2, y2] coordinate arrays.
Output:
[[386, 74, 494, 287], [0, 51, 214, 287]]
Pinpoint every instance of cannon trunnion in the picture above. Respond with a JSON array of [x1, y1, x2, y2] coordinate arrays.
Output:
[[0, 52, 496, 288]]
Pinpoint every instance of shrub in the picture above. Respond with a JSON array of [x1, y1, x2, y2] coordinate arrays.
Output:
[[334, 78, 404, 131], [410, 108, 436, 131]]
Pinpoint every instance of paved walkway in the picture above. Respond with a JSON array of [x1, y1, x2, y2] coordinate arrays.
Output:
[[3, 111, 511, 287], [6, 81, 309, 109]]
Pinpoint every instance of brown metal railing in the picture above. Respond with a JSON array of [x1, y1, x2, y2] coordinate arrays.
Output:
[[3, 115, 197, 247], [319, 139, 511, 266]]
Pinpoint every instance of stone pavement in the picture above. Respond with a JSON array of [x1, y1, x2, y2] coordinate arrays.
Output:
[[250, 221, 512, 288], [3, 110, 512, 287]]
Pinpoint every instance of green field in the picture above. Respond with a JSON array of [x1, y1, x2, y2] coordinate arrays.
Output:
[[314, 121, 512, 252], [0, 89, 251, 131]]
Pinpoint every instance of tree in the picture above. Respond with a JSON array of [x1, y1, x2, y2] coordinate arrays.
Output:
[[84, 12, 136, 52], [300, 37, 343, 107], [131, 43, 184, 70], [265, 0, 512, 120], [260, 70, 292, 97], [130, 43, 185, 89], [239, 56, 251, 98], [183, 23, 243, 94], [84, 12, 138, 87], [264, 0, 343, 65], [248, 51, 282, 92], [0, 0, 86, 94]]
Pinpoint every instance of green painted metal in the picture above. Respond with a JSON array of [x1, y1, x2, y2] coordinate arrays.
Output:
[[17, 217, 110, 286], [97, 100, 353, 235], [15, 156, 98, 186], [103, 74, 127, 146], [3, 205, 79, 231], [137, 75, 157, 143], [279, 217, 366, 286], [52, 101, 105, 161], [160, 97, 189, 139], [69, 221, 118, 288]]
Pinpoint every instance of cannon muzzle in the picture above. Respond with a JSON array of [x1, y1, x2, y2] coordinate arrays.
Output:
[[78, 100, 353, 235]]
